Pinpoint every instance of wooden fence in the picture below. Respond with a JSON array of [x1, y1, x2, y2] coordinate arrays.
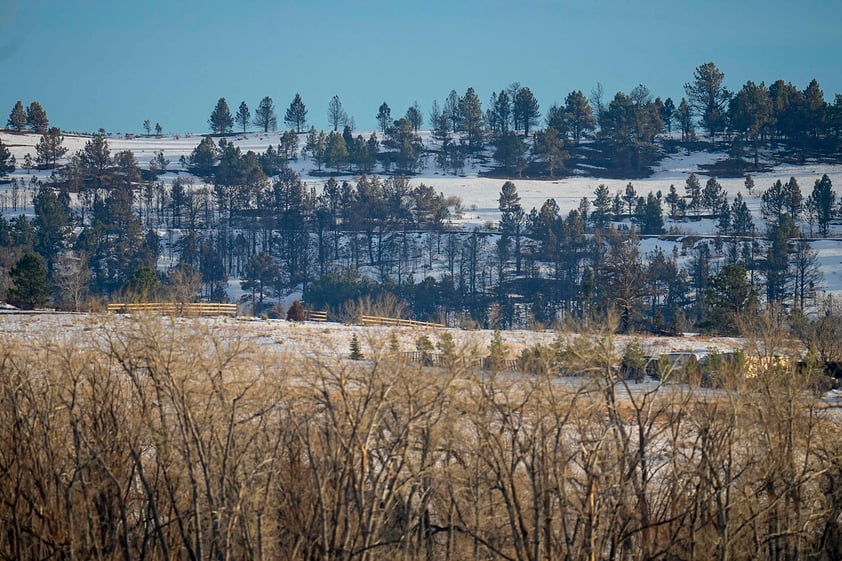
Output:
[[305, 310, 328, 322], [360, 315, 445, 328], [107, 302, 239, 317]]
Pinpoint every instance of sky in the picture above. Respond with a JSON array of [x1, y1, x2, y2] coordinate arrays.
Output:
[[2, 0, 841, 135]]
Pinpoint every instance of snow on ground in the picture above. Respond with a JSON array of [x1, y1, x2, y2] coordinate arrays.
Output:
[[3, 130, 842, 296], [0, 310, 745, 363]]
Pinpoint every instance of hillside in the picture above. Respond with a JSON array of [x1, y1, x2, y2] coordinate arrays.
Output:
[[2, 129, 842, 331]]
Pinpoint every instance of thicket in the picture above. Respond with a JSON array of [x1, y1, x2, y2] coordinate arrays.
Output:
[[0, 315, 840, 561]]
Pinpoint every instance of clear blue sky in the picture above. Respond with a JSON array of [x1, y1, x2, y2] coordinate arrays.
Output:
[[2, 0, 841, 135]]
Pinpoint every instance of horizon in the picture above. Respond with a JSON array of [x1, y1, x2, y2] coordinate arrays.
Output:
[[2, 0, 841, 135]]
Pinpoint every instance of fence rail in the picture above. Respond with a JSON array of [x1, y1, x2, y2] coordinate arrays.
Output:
[[360, 315, 445, 328], [305, 310, 328, 322], [107, 302, 238, 317]]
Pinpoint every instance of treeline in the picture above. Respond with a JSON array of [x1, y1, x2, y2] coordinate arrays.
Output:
[[0, 315, 840, 561], [3, 61, 841, 183], [1, 133, 838, 338], [195, 62, 842, 178]]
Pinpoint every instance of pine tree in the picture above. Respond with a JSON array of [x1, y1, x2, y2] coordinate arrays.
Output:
[[532, 127, 566, 177], [25, 101, 49, 133], [563, 90, 596, 144], [499, 181, 525, 274], [33, 185, 70, 261], [702, 177, 725, 214], [284, 93, 307, 133], [685, 173, 702, 215], [7, 101, 26, 131], [460, 87, 485, 149], [7, 253, 51, 309], [810, 174, 835, 237], [349, 333, 364, 360], [685, 61, 731, 142], [253, 96, 277, 132], [209, 98, 233, 134], [376, 102, 391, 133], [783, 176, 803, 220], [487, 329, 507, 370], [730, 193, 754, 236], [744, 174, 754, 194], [235, 101, 250, 133], [592, 184, 613, 227], [35, 127, 67, 169], [0, 139, 15, 178], [155, 122, 162, 136], [405, 102, 422, 132], [443, 90, 461, 133], [513, 86, 540, 137], [677, 98, 693, 142]]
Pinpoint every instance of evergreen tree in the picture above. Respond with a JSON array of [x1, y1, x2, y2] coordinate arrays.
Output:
[[78, 133, 112, 190], [155, 122, 162, 136], [493, 131, 527, 175], [744, 174, 754, 194], [143, 119, 151, 136], [487, 330, 507, 370], [637, 192, 664, 234], [684, 61, 731, 142], [235, 101, 250, 133], [761, 179, 788, 227], [25, 101, 49, 133], [488, 90, 511, 136], [443, 89, 461, 133], [376, 102, 391, 133], [459, 87, 485, 150], [186, 136, 219, 177], [591, 184, 613, 227], [685, 173, 702, 215], [498, 181, 525, 274], [702, 176, 725, 214], [325, 132, 349, 171], [284, 93, 307, 133], [33, 185, 70, 261], [803, 78, 826, 138], [783, 176, 803, 220], [0, 139, 15, 178], [34, 127, 67, 169], [623, 183, 637, 216], [405, 102, 423, 132], [121, 266, 160, 302], [810, 174, 835, 237], [660, 97, 675, 136], [730, 193, 754, 236], [209, 97, 233, 134], [241, 251, 278, 305], [729, 80, 772, 167], [665, 184, 682, 219], [563, 90, 595, 144], [513, 86, 540, 136], [677, 98, 693, 142], [7, 100, 26, 131], [703, 264, 758, 334], [7, 253, 51, 309], [253, 96, 277, 132], [532, 127, 566, 177], [349, 333, 364, 360]]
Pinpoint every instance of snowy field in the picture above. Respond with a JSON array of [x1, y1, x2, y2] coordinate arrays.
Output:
[[0, 310, 745, 364], [3, 129, 842, 298]]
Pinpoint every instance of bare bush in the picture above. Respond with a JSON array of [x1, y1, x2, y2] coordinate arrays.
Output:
[[0, 316, 839, 561]]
